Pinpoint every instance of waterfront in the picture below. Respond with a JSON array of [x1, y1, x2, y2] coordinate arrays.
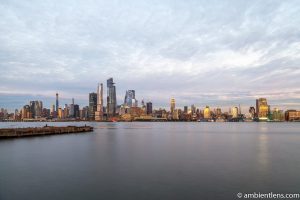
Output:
[[0, 122, 300, 200]]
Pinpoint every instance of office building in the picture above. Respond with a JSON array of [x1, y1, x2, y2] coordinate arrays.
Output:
[[29, 100, 43, 119], [146, 102, 153, 115], [249, 107, 256, 118], [124, 90, 136, 107], [231, 107, 239, 118], [204, 106, 211, 119], [89, 92, 97, 120], [74, 104, 80, 118], [107, 78, 117, 117], [285, 110, 300, 121], [256, 98, 269, 120], [272, 108, 284, 121], [184, 106, 188, 113], [95, 83, 104, 121], [56, 93, 59, 113], [170, 98, 175, 114]]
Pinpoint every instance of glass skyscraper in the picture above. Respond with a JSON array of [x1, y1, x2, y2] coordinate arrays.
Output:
[[124, 90, 136, 107], [107, 78, 117, 117], [56, 93, 59, 113], [89, 92, 97, 120]]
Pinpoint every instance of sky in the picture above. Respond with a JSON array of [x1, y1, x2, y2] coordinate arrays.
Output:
[[0, 0, 300, 112]]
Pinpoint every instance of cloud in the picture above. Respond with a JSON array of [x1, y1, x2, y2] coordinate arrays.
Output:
[[0, 0, 300, 111]]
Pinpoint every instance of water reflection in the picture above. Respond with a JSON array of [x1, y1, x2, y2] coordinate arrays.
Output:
[[257, 133, 270, 173]]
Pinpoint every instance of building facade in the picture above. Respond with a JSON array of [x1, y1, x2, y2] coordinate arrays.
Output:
[[256, 98, 269, 120], [89, 92, 97, 120], [170, 98, 175, 114], [107, 78, 117, 117], [146, 102, 153, 115], [95, 83, 104, 121]]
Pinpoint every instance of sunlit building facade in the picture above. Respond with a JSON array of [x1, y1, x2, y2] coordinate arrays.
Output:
[[256, 98, 269, 120], [170, 98, 175, 114], [204, 106, 211, 119], [285, 110, 300, 121], [231, 107, 239, 118], [95, 83, 104, 121]]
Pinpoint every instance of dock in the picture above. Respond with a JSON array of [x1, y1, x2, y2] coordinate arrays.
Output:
[[0, 125, 93, 138]]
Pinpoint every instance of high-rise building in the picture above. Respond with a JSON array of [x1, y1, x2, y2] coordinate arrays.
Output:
[[124, 90, 137, 107], [74, 104, 80, 118], [249, 107, 256, 118], [69, 104, 75, 118], [256, 98, 269, 120], [21, 105, 30, 119], [231, 107, 239, 118], [204, 106, 211, 119], [184, 106, 188, 113], [64, 104, 69, 118], [29, 100, 43, 119], [172, 109, 179, 120], [272, 108, 284, 121], [107, 78, 117, 117], [95, 83, 104, 121], [146, 102, 153, 115], [191, 104, 196, 115], [58, 108, 63, 119], [89, 92, 97, 120], [170, 98, 175, 113], [80, 106, 89, 120], [56, 93, 59, 113], [50, 104, 56, 118], [216, 108, 222, 117]]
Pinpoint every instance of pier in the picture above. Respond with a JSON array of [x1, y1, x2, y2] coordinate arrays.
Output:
[[0, 125, 93, 138]]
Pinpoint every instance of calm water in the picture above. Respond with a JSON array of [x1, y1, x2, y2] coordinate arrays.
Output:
[[0, 122, 300, 200]]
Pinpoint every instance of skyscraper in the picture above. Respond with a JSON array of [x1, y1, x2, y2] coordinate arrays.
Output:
[[89, 92, 97, 120], [74, 104, 80, 118], [256, 98, 269, 120], [56, 93, 59, 113], [146, 102, 153, 115], [184, 106, 188, 113], [204, 106, 211, 119], [124, 90, 138, 107], [107, 78, 117, 117], [29, 100, 43, 119], [95, 83, 104, 121], [249, 107, 256, 118], [231, 107, 239, 118], [170, 98, 175, 113]]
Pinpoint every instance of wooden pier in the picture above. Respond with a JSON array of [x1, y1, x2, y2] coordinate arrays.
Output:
[[0, 125, 93, 138]]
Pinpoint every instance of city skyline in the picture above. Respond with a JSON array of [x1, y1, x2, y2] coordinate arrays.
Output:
[[1, 78, 299, 115], [1, 84, 300, 113], [1, 0, 300, 111]]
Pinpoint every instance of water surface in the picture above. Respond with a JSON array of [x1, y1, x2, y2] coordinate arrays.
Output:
[[0, 122, 300, 200]]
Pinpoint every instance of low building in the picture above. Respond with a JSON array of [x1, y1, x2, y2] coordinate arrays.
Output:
[[285, 110, 300, 121]]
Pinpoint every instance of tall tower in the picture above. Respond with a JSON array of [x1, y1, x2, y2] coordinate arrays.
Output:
[[95, 83, 104, 121], [56, 93, 59, 112], [107, 78, 117, 117], [170, 98, 175, 114], [89, 93, 97, 120], [146, 102, 153, 115]]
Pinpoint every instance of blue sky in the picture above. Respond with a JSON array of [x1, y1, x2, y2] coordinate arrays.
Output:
[[0, 0, 300, 112]]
